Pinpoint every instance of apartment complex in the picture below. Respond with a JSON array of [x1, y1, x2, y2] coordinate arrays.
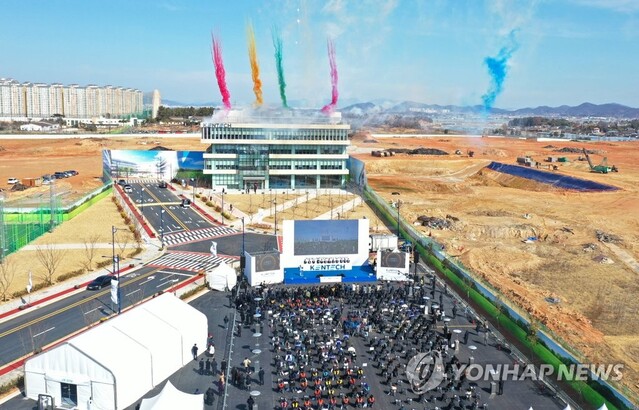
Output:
[[201, 109, 350, 190], [0, 78, 143, 121]]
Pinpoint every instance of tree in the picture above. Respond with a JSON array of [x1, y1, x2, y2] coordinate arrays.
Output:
[[35, 244, 67, 285], [0, 257, 17, 301], [116, 231, 131, 260], [81, 234, 101, 272]]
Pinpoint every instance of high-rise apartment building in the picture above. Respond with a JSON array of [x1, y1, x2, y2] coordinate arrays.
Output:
[[0, 78, 143, 121]]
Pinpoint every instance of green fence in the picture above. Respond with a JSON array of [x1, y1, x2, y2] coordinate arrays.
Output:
[[1, 185, 112, 259]]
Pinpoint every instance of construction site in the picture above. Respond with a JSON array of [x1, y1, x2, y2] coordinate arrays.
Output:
[[1, 133, 639, 400], [352, 133, 639, 398]]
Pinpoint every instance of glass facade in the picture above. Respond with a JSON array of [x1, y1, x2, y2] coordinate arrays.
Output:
[[202, 120, 350, 190]]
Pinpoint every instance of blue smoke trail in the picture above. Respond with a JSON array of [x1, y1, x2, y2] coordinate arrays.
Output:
[[482, 30, 519, 113]]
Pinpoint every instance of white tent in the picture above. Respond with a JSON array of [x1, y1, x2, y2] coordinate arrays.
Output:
[[24, 293, 208, 410], [597, 404, 609, 410], [563, 405, 572, 410], [140, 380, 203, 410], [206, 262, 237, 291]]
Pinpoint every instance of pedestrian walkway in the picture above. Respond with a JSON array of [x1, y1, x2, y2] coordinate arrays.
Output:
[[147, 251, 235, 272], [162, 226, 237, 247]]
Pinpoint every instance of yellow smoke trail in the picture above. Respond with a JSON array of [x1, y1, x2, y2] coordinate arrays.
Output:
[[247, 24, 263, 107]]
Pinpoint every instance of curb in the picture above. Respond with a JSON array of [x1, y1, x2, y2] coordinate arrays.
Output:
[[0, 264, 136, 322]]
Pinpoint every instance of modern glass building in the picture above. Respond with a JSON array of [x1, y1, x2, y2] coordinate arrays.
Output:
[[201, 110, 350, 190]]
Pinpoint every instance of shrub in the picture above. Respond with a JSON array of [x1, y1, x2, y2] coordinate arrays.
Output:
[[0, 375, 23, 396], [58, 268, 86, 282], [206, 201, 214, 207], [179, 284, 208, 300]]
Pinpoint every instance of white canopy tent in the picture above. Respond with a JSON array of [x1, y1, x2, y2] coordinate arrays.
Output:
[[139, 380, 203, 410], [24, 293, 208, 410], [206, 262, 237, 291]]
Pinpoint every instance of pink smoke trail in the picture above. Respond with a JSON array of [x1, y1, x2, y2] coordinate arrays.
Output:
[[321, 40, 339, 114], [211, 34, 231, 110]]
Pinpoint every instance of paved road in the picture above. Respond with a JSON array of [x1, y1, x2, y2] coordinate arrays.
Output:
[[0, 265, 197, 368], [125, 181, 212, 235]]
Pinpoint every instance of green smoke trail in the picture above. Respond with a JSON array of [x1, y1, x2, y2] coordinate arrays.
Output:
[[272, 28, 288, 109]]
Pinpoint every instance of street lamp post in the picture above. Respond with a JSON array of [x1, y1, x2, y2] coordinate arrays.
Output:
[[221, 190, 225, 225], [111, 226, 123, 314], [241, 216, 246, 277], [190, 178, 195, 203], [160, 209, 165, 247], [273, 200, 277, 236], [396, 199, 401, 239], [140, 187, 145, 218]]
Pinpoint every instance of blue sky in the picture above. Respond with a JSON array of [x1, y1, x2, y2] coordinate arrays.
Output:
[[2, 0, 639, 109]]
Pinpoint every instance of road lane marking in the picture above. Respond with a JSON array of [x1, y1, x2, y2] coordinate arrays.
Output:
[[33, 327, 55, 338], [143, 189, 189, 231], [125, 289, 141, 297], [83, 308, 98, 315], [0, 268, 163, 339]]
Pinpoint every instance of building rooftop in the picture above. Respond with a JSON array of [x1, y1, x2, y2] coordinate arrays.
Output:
[[203, 108, 345, 126]]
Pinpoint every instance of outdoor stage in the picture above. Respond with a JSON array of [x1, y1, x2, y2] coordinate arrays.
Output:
[[283, 264, 376, 285]]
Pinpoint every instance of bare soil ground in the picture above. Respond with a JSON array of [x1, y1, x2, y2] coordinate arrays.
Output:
[[0, 137, 204, 205], [352, 135, 639, 396]]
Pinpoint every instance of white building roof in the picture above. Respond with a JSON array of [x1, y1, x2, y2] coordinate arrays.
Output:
[[25, 293, 207, 410]]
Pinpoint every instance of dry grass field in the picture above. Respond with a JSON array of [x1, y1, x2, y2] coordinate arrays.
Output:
[[353, 134, 639, 394], [1, 195, 138, 298]]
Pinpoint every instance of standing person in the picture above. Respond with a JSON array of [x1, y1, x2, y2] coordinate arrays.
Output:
[[205, 358, 211, 375], [221, 359, 228, 375], [498, 379, 504, 395], [237, 323, 242, 337], [224, 315, 229, 328], [208, 342, 215, 358], [218, 372, 225, 394], [243, 356, 252, 373], [199, 358, 205, 375], [191, 343, 199, 361], [247, 395, 255, 409], [258, 367, 265, 385]]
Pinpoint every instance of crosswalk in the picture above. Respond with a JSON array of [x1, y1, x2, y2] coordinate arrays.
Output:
[[148, 251, 235, 272], [162, 226, 238, 247], [121, 178, 161, 184]]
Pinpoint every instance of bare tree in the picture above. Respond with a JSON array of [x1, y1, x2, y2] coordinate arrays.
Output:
[[116, 231, 131, 260], [81, 234, 101, 272], [0, 257, 17, 301], [35, 244, 67, 285]]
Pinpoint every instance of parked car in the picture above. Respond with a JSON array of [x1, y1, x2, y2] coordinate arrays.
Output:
[[86, 275, 113, 290], [123, 184, 133, 193], [65, 170, 78, 176], [181, 198, 192, 208], [53, 171, 67, 179], [7, 177, 19, 184], [158, 181, 168, 188]]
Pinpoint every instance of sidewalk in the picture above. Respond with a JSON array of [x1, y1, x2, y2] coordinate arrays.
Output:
[[176, 184, 360, 230], [0, 238, 164, 320]]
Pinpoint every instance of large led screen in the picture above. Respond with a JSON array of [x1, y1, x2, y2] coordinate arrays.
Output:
[[380, 251, 406, 268], [293, 220, 359, 256], [255, 252, 280, 273]]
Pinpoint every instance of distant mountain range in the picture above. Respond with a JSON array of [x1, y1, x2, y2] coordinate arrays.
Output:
[[340, 101, 639, 118], [148, 93, 639, 118]]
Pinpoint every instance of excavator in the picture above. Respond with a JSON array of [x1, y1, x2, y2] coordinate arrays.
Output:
[[582, 148, 619, 174]]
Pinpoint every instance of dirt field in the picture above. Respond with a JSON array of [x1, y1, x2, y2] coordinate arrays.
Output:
[[352, 134, 639, 395], [0, 136, 204, 205]]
